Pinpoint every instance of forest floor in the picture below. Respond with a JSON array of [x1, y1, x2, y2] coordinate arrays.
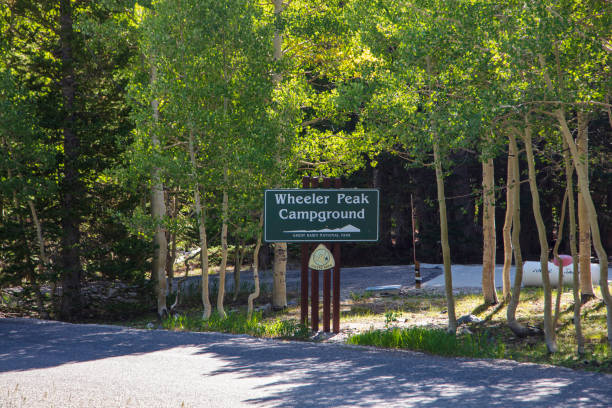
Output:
[[314, 286, 611, 372]]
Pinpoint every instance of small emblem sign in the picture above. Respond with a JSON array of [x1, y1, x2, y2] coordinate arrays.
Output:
[[308, 244, 335, 270]]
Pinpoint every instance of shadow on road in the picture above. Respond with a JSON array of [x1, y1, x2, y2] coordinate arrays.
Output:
[[0, 318, 199, 373], [1, 318, 611, 407], [194, 336, 611, 407]]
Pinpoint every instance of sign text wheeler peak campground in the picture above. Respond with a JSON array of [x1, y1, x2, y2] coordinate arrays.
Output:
[[264, 189, 379, 242]]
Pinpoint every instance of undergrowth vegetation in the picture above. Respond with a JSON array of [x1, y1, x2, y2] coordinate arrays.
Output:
[[343, 287, 612, 372], [347, 327, 505, 358], [162, 311, 309, 340]]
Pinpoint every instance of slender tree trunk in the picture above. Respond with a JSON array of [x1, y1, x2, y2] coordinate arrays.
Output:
[[521, 120, 557, 353], [11, 190, 43, 313], [433, 140, 457, 332], [537, 55, 609, 338], [233, 239, 243, 302], [272, 243, 288, 309], [150, 65, 168, 319], [8, 167, 47, 316], [555, 108, 611, 349], [507, 130, 530, 336], [537, 53, 609, 348], [576, 112, 595, 302], [165, 194, 177, 293], [59, 0, 82, 321], [501, 142, 515, 302], [217, 166, 229, 318], [552, 190, 568, 329], [272, 0, 284, 85], [563, 137, 584, 355], [21, 235, 41, 312], [271, 0, 288, 309], [26, 200, 49, 318], [196, 186, 211, 320], [248, 215, 264, 319], [188, 131, 211, 319], [482, 157, 498, 305], [151, 175, 168, 320]]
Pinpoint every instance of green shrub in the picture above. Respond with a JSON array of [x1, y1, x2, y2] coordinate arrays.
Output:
[[384, 310, 401, 326], [162, 311, 309, 340]]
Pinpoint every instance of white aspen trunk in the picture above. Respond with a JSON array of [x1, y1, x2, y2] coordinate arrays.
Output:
[[522, 120, 557, 353], [248, 215, 264, 319], [26, 199, 48, 317], [537, 52, 610, 347], [272, 243, 288, 309], [8, 168, 48, 312], [501, 141, 516, 301], [563, 137, 584, 354], [166, 194, 177, 293], [482, 157, 498, 305], [150, 65, 168, 318], [552, 190, 568, 329], [506, 130, 530, 337], [537, 53, 608, 326], [217, 166, 229, 318], [196, 187, 211, 320], [271, 0, 288, 309], [576, 112, 594, 300], [433, 140, 457, 333], [27, 200, 49, 267], [188, 131, 212, 319], [233, 239, 242, 302], [555, 109, 611, 349], [272, 0, 283, 84], [537, 53, 607, 347]]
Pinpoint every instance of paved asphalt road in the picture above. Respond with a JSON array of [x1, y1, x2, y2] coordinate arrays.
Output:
[[1, 318, 612, 408]]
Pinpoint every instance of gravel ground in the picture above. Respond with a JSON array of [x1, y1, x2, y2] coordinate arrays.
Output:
[[1, 317, 612, 408]]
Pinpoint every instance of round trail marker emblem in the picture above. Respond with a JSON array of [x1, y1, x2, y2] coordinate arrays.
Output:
[[308, 244, 335, 270]]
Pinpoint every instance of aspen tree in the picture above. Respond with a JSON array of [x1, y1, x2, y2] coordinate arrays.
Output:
[[149, 64, 169, 319], [506, 130, 530, 337], [521, 118, 557, 352], [481, 155, 498, 305], [576, 112, 595, 301], [501, 137, 516, 302], [563, 137, 584, 355], [271, 0, 288, 310]]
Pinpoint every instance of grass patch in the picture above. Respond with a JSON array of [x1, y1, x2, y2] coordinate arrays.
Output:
[[342, 286, 612, 372], [349, 291, 373, 302], [348, 327, 504, 358], [162, 311, 310, 340]]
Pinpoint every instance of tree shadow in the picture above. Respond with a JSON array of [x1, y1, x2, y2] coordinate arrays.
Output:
[[2, 317, 611, 407], [195, 336, 612, 408], [0, 317, 200, 373], [471, 300, 506, 323]]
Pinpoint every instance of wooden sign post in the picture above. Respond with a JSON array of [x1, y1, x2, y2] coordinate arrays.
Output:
[[264, 178, 379, 333]]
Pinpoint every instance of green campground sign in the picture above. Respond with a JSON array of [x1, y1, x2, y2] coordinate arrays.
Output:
[[264, 189, 379, 242]]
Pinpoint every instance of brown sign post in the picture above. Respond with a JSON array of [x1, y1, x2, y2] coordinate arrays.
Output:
[[265, 177, 379, 333], [300, 176, 343, 332]]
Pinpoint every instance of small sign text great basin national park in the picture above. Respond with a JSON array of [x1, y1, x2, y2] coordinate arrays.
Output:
[[264, 189, 379, 242]]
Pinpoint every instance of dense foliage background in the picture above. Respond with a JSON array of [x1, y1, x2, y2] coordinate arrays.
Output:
[[1, 0, 610, 320]]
